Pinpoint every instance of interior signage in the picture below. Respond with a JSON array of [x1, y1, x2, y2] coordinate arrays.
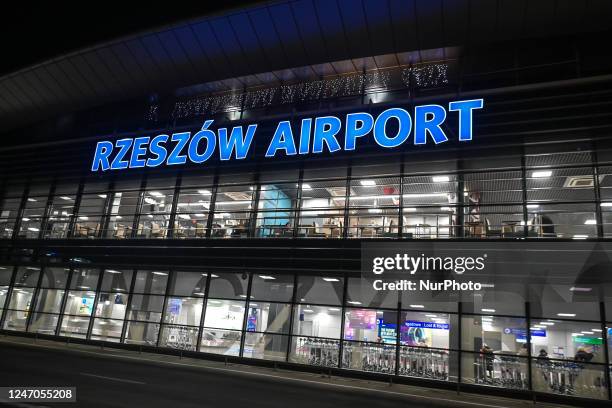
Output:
[[91, 99, 483, 171]]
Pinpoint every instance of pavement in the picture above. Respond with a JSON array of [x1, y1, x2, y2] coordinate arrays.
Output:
[[0, 335, 573, 408]]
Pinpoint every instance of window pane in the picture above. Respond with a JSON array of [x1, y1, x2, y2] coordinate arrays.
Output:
[[250, 274, 293, 302], [63, 291, 96, 316], [34, 289, 65, 314], [399, 347, 455, 381], [292, 305, 341, 339], [296, 276, 343, 305], [461, 315, 526, 355], [200, 328, 242, 356], [530, 319, 605, 363], [243, 332, 288, 361], [529, 203, 597, 239], [289, 336, 340, 367], [341, 341, 396, 374], [460, 351, 528, 389], [90, 318, 124, 342], [298, 180, 346, 238], [124, 321, 160, 345], [20, 194, 48, 238], [158, 325, 198, 351], [40, 267, 70, 288], [348, 177, 399, 238], [403, 206, 457, 239], [212, 185, 254, 238], [105, 190, 140, 238], [0, 286, 8, 309], [344, 308, 397, 344], [400, 311, 455, 349], [7, 287, 35, 310], [174, 187, 212, 238], [168, 271, 207, 297], [60, 315, 90, 338], [203, 299, 245, 330], [526, 167, 595, 202], [2, 309, 28, 331], [133, 270, 168, 295], [13, 266, 40, 287], [44, 194, 76, 239], [464, 171, 523, 204], [69, 267, 100, 291], [532, 301, 600, 321], [95, 292, 128, 320], [208, 273, 248, 299], [464, 205, 524, 238], [0, 266, 13, 285], [100, 269, 133, 292], [246, 302, 291, 334], [28, 312, 59, 335], [128, 294, 165, 322], [163, 297, 203, 326], [73, 193, 106, 238], [256, 183, 297, 238], [346, 277, 397, 308]]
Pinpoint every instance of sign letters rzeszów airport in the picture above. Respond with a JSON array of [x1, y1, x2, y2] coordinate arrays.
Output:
[[91, 99, 483, 172]]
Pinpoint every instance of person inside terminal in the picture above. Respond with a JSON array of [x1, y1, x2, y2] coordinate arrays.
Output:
[[1, 0, 612, 406]]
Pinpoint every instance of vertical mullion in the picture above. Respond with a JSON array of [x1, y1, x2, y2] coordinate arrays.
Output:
[[525, 301, 533, 392], [521, 155, 529, 238], [38, 180, 57, 239], [86, 267, 104, 339], [395, 295, 401, 376], [196, 270, 213, 352], [249, 179, 261, 238], [457, 169, 465, 239], [55, 266, 74, 336], [343, 166, 351, 239], [337, 274, 349, 369], [285, 273, 299, 362], [131, 176, 148, 238], [205, 173, 219, 239], [292, 168, 304, 239], [239, 273, 253, 357], [166, 173, 182, 239], [156, 269, 174, 347], [98, 180, 115, 238], [67, 180, 85, 239], [592, 147, 604, 238], [457, 301, 462, 390], [0, 266, 18, 329], [600, 302, 611, 401], [25, 265, 46, 332], [398, 159, 404, 238], [12, 184, 30, 240], [120, 268, 138, 343]]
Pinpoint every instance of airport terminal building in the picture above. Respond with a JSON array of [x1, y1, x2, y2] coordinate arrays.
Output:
[[1, 1, 612, 404]]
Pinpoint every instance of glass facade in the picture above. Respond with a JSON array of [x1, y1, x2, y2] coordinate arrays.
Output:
[[1, 148, 609, 241], [0, 265, 610, 400]]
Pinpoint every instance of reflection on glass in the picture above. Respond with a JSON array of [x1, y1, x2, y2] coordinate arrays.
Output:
[[159, 325, 198, 351], [200, 328, 242, 356], [163, 297, 203, 326], [203, 299, 245, 331], [28, 313, 59, 335], [342, 341, 396, 374], [124, 321, 160, 345], [243, 332, 288, 361], [90, 318, 124, 342]]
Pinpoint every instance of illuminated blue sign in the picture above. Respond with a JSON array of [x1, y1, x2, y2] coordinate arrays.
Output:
[[405, 320, 449, 330], [91, 99, 483, 172]]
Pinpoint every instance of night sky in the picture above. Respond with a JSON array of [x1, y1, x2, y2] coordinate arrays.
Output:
[[0, 2, 256, 77]]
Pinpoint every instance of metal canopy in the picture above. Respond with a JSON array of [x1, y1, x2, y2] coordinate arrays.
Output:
[[0, 0, 610, 132]]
